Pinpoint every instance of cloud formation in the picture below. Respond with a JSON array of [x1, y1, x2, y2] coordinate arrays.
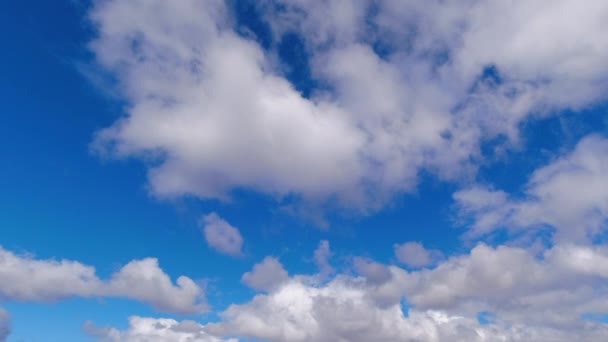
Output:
[[455, 134, 608, 242], [201, 213, 244, 257], [89, 0, 608, 214], [0, 246, 206, 314], [89, 242, 608, 341]]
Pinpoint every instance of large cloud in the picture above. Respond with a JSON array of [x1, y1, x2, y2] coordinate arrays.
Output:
[[0, 246, 206, 314], [89, 0, 608, 213], [455, 134, 608, 242], [206, 243, 608, 341], [88, 242, 608, 341]]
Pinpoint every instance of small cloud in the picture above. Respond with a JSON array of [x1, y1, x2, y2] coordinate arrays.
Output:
[[201, 213, 244, 257]]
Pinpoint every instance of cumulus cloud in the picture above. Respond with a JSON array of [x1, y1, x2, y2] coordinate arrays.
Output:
[[201, 213, 244, 257], [84, 240, 608, 341], [241, 257, 289, 292], [207, 242, 608, 341], [0, 309, 9, 342], [455, 134, 608, 242], [88, 0, 608, 215], [394, 242, 443, 268], [0, 246, 206, 314], [84, 316, 236, 342]]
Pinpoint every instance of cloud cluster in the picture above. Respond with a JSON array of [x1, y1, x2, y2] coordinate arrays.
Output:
[[74, 0, 608, 341], [89, 0, 608, 213], [455, 134, 608, 242], [221, 241, 606, 340], [87, 241, 608, 341], [0, 246, 206, 314]]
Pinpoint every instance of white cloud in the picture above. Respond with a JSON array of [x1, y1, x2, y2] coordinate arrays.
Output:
[[394, 242, 443, 268], [83, 240, 608, 342], [241, 257, 289, 292], [89, 0, 608, 215], [0, 309, 9, 342], [206, 243, 608, 341], [84, 316, 236, 342], [455, 134, 608, 242], [0, 246, 206, 314], [201, 213, 244, 257]]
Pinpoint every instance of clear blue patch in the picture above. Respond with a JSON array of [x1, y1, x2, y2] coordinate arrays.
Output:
[[401, 300, 413, 318], [477, 311, 496, 325], [582, 313, 608, 323]]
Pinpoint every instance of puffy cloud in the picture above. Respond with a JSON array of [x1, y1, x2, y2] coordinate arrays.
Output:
[[455, 135, 608, 241], [402, 243, 608, 330], [84, 241, 608, 342], [0, 309, 9, 342], [201, 213, 244, 257], [241, 257, 289, 292], [84, 316, 236, 342], [207, 243, 608, 341], [0, 246, 206, 314], [89, 0, 608, 215], [394, 242, 443, 268], [90, 0, 365, 208]]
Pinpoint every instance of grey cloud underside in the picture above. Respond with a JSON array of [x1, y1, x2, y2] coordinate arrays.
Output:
[[89, 0, 608, 212]]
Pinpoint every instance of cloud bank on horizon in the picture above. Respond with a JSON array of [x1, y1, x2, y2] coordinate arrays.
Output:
[[3, 0, 608, 341]]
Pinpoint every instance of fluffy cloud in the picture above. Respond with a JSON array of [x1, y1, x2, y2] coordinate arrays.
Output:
[[0, 309, 9, 342], [84, 240, 608, 341], [0, 246, 206, 314], [241, 256, 289, 292], [455, 134, 608, 242], [394, 242, 443, 268], [89, 0, 608, 214], [201, 213, 244, 257], [84, 316, 236, 342], [207, 243, 608, 341]]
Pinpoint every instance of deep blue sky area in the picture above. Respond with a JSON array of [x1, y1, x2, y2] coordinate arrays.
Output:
[[1, 1, 608, 341]]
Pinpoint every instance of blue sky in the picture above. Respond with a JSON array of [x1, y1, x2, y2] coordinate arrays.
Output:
[[2, 1, 608, 341]]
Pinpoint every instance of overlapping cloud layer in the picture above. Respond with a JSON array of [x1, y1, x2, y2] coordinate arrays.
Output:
[[5, 0, 606, 341], [89, 0, 608, 212], [85, 241, 608, 341]]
